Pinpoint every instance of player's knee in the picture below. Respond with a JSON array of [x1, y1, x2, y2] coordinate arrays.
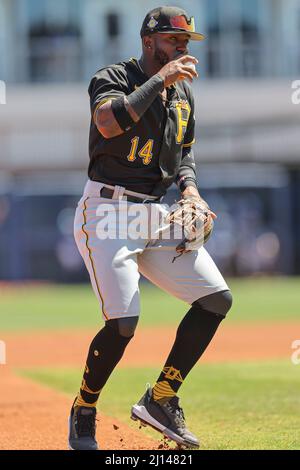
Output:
[[106, 316, 139, 338], [194, 290, 233, 318]]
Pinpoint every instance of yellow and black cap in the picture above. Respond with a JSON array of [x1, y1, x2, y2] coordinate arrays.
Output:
[[140, 6, 205, 41]]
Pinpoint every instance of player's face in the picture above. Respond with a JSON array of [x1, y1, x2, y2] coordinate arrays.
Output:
[[152, 33, 190, 66]]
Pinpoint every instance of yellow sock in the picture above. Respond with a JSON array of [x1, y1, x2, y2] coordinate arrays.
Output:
[[152, 381, 176, 401], [74, 392, 98, 408], [152, 366, 184, 401]]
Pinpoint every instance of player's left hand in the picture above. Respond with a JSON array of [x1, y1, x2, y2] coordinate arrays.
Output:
[[164, 194, 215, 262], [181, 187, 217, 219]]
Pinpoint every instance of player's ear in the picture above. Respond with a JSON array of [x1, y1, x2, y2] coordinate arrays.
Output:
[[143, 35, 153, 50]]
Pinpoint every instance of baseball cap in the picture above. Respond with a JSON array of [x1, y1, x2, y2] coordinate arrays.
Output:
[[140, 6, 205, 41]]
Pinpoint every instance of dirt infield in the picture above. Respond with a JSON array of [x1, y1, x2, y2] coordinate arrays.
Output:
[[0, 367, 157, 450], [1, 322, 298, 450]]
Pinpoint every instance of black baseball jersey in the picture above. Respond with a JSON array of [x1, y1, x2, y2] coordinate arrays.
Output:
[[88, 58, 197, 197]]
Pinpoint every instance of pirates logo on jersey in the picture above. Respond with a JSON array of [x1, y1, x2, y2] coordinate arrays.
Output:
[[175, 100, 191, 144]]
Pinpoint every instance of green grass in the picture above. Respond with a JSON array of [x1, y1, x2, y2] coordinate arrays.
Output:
[[20, 360, 300, 450], [0, 277, 299, 332]]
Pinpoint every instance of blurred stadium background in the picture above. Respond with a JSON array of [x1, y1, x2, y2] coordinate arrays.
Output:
[[0, 0, 300, 282], [1, 0, 300, 451]]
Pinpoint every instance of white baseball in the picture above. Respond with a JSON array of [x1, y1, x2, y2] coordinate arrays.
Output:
[[185, 62, 197, 73]]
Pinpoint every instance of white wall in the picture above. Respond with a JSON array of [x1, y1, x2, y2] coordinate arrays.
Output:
[[1, 0, 300, 82], [0, 80, 299, 172]]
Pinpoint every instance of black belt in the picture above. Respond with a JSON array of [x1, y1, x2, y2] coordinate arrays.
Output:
[[100, 187, 160, 204]]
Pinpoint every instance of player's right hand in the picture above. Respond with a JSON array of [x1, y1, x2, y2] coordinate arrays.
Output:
[[158, 55, 198, 88]]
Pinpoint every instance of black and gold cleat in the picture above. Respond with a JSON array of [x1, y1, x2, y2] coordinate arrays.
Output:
[[131, 387, 199, 449]]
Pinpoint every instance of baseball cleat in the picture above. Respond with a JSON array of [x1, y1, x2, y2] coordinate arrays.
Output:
[[131, 387, 199, 449], [68, 403, 99, 450]]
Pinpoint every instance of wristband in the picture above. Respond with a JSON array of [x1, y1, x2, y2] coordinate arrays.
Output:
[[111, 96, 136, 132]]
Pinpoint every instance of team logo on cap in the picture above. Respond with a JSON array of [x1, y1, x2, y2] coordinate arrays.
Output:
[[147, 17, 158, 29]]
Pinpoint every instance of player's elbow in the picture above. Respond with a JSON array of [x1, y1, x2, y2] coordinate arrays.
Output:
[[98, 125, 117, 139], [95, 102, 123, 139]]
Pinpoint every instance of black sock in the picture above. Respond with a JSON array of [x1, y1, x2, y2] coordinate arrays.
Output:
[[152, 304, 224, 400], [76, 323, 132, 406]]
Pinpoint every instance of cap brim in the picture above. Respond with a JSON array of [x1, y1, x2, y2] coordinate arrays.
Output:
[[157, 30, 205, 41]]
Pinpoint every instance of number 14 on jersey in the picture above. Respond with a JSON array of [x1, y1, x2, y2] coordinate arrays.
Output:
[[127, 137, 154, 166]]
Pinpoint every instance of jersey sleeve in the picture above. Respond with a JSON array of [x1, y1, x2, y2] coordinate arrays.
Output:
[[88, 66, 129, 120], [176, 147, 197, 191]]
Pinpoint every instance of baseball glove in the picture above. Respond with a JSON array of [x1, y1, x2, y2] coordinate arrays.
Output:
[[165, 195, 214, 261]]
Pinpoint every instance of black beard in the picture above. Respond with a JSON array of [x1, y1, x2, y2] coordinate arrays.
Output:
[[154, 47, 169, 66]]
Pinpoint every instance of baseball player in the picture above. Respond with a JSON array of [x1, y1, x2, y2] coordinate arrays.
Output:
[[68, 6, 232, 450]]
